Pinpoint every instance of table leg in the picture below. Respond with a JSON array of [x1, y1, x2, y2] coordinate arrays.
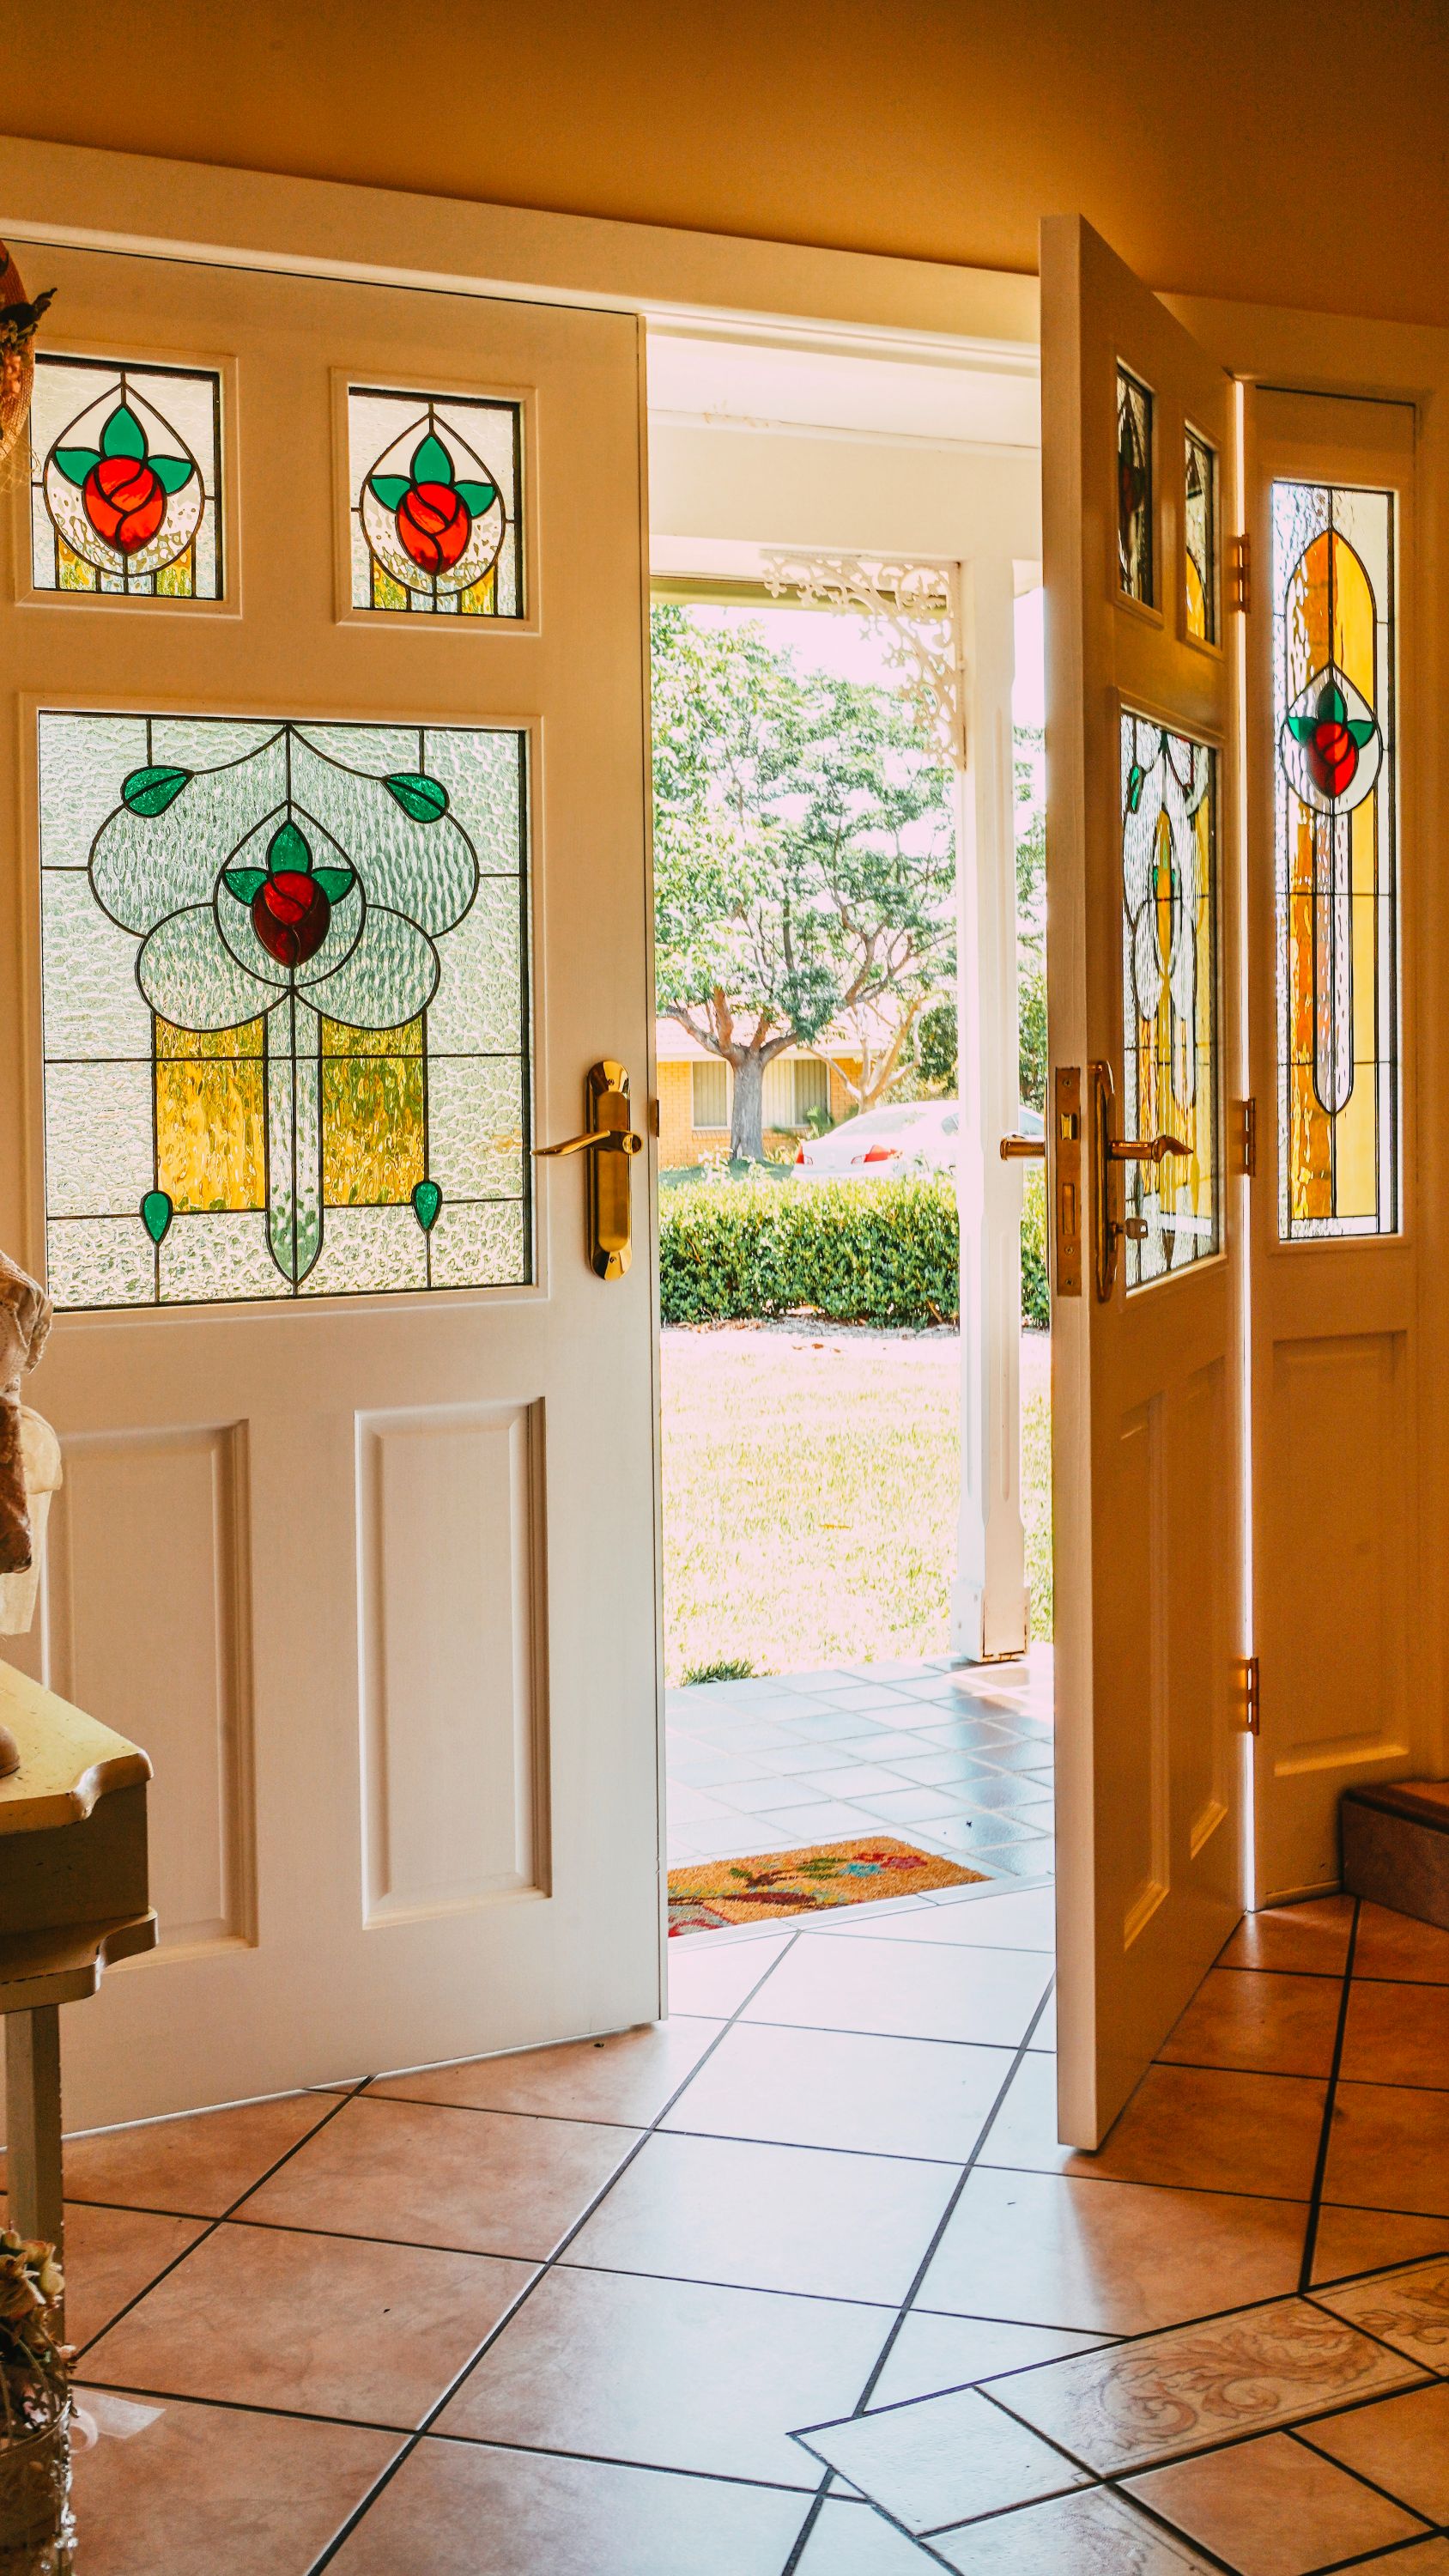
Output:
[[5, 2007, 63, 2263]]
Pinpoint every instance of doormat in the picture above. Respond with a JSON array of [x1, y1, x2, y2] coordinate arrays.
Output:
[[667, 1836, 985, 1935]]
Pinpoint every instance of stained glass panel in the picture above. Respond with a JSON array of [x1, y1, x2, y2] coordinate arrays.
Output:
[[1120, 714, 1221, 1289], [29, 355, 222, 599], [348, 387, 522, 617], [39, 714, 530, 1308], [1272, 483, 1397, 1239], [1117, 366, 1154, 604], [1185, 428, 1217, 643]]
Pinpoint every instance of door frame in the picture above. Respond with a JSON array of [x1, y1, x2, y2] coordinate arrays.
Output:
[[5, 135, 1449, 1923]]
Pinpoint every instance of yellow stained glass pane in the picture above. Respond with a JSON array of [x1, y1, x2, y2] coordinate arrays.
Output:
[[155, 1016, 266, 1212], [57, 536, 96, 592], [155, 544, 196, 600], [321, 1015, 425, 1206]]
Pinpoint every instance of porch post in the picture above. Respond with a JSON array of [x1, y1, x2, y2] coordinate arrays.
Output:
[[950, 555, 1029, 1662]]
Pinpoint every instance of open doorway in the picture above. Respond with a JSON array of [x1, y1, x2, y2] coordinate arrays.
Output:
[[644, 325, 1054, 1937]]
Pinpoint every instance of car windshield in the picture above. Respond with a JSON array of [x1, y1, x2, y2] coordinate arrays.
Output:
[[844, 1106, 933, 1137]]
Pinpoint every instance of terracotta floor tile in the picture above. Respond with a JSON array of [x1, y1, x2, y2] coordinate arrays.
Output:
[[931, 2485, 1220, 2572], [991, 2297, 1424, 2473], [1125, 2429, 1428, 2574], [919, 2165, 1306, 2334], [1300, 2379, 1449, 2521], [82, 2220, 533, 2427], [662, 2018, 1011, 2160], [564, 2127, 955, 2304], [1324, 2080, 1449, 2215], [366, 2015, 722, 2126], [739, 1929, 1051, 2046], [868, 2312, 1107, 2408], [1313, 2252, 1449, 2368], [1157, 1968, 1342, 2077], [1309, 2204, 1449, 2284], [1341, 1976, 1449, 2087], [793, 2496, 943, 2573], [1354, 1902, 1449, 1984], [33, 2093, 340, 2218], [235, 2093, 635, 2258], [798, 2384, 1088, 2532], [1340, 2549, 1449, 2576], [70, 2388, 401, 2576], [665, 1929, 795, 2016], [434, 2263, 887, 2483], [1217, 1896, 1355, 1977], [328, 2435, 809, 2576], [56, 2203, 206, 2350], [980, 2050, 1325, 2201]]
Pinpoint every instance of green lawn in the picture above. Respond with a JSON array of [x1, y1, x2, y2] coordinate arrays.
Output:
[[662, 1324, 1051, 1685]]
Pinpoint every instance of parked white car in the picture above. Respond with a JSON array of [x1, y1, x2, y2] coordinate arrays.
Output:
[[791, 1098, 961, 1178]]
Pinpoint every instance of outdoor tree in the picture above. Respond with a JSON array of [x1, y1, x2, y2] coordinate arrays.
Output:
[[651, 604, 956, 1161], [910, 726, 1047, 1114]]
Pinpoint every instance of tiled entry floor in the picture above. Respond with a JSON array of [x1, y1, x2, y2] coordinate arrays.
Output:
[[665, 1647, 1055, 1880], [38, 1880, 1449, 2573]]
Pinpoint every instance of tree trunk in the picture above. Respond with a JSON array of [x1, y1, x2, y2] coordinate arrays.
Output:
[[729, 1050, 767, 1161]]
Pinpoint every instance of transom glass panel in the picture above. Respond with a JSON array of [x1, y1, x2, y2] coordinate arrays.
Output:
[[348, 387, 522, 617], [39, 713, 530, 1307], [29, 355, 222, 599], [1185, 427, 1217, 642], [1120, 714, 1222, 1287], [1117, 365, 1154, 604], [1272, 482, 1397, 1238]]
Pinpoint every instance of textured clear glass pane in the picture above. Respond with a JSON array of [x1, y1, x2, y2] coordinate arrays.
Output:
[[1117, 367, 1154, 604], [427, 1198, 527, 1289], [428, 1058, 525, 1200], [38, 711, 532, 1308], [1185, 428, 1217, 643], [347, 386, 523, 618], [30, 355, 222, 599], [1271, 481, 1397, 1240], [1120, 714, 1221, 1291]]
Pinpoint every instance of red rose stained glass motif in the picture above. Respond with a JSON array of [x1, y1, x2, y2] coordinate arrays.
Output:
[[37, 368, 213, 595], [351, 392, 519, 617]]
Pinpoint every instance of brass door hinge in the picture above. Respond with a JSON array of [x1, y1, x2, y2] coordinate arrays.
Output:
[[1228, 533, 1252, 615], [1233, 1097, 1257, 1177], [1236, 1655, 1261, 1736]]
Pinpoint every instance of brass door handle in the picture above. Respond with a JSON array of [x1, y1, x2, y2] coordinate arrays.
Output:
[[533, 1060, 643, 1279], [999, 1135, 1047, 1161], [1108, 1133, 1191, 1166]]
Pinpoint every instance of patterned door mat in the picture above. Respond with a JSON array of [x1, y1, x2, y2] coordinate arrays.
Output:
[[667, 1836, 985, 1934]]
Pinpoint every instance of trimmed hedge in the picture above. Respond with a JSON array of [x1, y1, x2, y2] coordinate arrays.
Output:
[[660, 1173, 1050, 1330], [1022, 1163, 1050, 1331]]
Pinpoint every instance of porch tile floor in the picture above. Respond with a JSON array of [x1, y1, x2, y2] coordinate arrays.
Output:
[[664, 1647, 1055, 1880], [47, 1880, 1449, 2572]]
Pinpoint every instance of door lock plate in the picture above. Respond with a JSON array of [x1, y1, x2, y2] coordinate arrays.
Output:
[[1053, 1066, 1082, 1298]]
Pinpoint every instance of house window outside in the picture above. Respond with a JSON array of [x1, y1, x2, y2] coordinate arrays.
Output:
[[762, 1056, 831, 1131], [691, 1060, 729, 1130], [792, 1056, 830, 1126]]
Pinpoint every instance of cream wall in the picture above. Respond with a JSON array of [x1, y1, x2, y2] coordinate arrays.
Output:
[[6, 1, 1447, 326], [650, 422, 1041, 562]]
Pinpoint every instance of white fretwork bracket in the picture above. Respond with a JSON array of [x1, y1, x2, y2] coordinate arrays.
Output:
[[761, 553, 965, 768]]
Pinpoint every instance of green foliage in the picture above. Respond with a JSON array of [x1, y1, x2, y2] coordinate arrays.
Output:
[[916, 995, 956, 1091], [651, 605, 955, 1157], [682, 1656, 762, 1685], [660, 1176, 960, 1327], [1016, 727, 1047, 1115], [1020, 1163, 1050, 1330], [661, 1171, 1048, 1332]]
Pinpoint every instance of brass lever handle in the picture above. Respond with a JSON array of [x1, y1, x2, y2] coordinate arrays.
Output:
[[535, 1127, 644, 1159], [1108, 1133, 1191, 1166], [999, 1136, 1047, 1162]]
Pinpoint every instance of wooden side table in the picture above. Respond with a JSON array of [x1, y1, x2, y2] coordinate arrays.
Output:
[[0, 1664, 154, 2286]]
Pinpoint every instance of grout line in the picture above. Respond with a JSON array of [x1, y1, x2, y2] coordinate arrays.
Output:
[[779, 1976, 1058, 2576], [302, 1927, 810, 2575], [1299, 1897, 1362, 2293], [70, 2076, 374, 2365]]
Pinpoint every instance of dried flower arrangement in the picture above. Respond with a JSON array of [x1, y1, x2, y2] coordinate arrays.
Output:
[[0, 2233, 73, 2570], [0, 243, 57, 480]]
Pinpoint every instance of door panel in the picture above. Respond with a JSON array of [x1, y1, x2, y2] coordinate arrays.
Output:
[[1041, 217, 1245, 2146], [1244, 392, 1421, 1901], [0, 246, 660, 2125]]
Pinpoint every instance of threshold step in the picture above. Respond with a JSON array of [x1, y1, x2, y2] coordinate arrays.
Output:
[[1343, 1779, 1449, 1934]]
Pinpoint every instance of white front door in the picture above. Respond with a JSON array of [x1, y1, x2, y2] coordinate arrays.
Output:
[[1, 245, 661, 2128], [1041, 219, 1246, 2144]]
